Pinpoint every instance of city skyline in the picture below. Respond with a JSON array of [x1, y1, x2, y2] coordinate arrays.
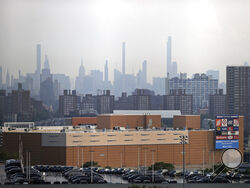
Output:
[[1, 0, 250, 83]]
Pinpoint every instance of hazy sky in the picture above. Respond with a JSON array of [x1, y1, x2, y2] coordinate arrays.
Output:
[[1, 0, 250, 83]]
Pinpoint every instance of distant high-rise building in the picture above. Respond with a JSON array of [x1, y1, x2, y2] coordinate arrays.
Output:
[[81, 94, 97, 114], [142, 60, 147, 86], [172, 61, 178, 78], [209, 89, 226, 118], [75, 59, 86, 94], [6, 70, 10, 88], [114, 92, 133, 110], [165, 73, 218, 113], [44, 55, 50, 70], [226, 66, 250, 139], [11, 75, 14, 88], [97, 90, 114, 114], [11, 83, 31, 114], [167, 36, 172, 77], [113, 69, 123, 96], [104, 60, 108, 83], [151, 95, 164, 110], [53, 74, 71, 93], [40, 77, 55, 107], [132, 89, 153, 110], [164, 89, 193, 115], [122, 42, 126, 75], [206, 70, 219, 81], [36, 44, 41, 74], [152, 77, 165, 95], [166, 36, 178, 78], [59, 90, 78, 116], [41, 55, 51, 83], [90, 70, 103, 93], [33, 44, 42, 97], [79, 57, 85, 78]]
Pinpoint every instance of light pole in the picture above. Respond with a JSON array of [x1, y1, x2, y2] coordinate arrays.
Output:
[[81, 148, 83, 168], [89, 150, 94, 183], [142, 148, 148, 175], [203, 149, 205, 176], [213, 150, 215, 174], [150, 150, 155, 183], [120, 152, 123, 168], [78, 146, 79, 167], [176, 134, 188, 188], [138, 146, 140, 173]]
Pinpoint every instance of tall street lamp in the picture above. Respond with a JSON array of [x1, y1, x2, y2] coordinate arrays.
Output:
[[150, 150, 155, 183], [175, 134, 188, 188], [142, 148, 148, 175], [89, 150, 95, 183]]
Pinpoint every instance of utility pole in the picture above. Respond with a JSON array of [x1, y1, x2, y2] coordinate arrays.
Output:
[[90, 150, 94, 183], [150, 150, 155, 183], [120, 152, 123, 168], [143, 148, 148, 175], [203, 149, 205, 176], [176, 134, 188, 188], [81, 148, 83, 168], [78, 146, 79, 167], [213, 151, 215, 174], [138, 146, 140, 173]]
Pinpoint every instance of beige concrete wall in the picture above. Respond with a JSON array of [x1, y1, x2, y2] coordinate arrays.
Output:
[[40, 130, 189, 147], [66, 130, 188, 146]]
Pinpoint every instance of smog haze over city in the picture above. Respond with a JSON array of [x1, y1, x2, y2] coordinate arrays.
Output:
[[1, 0, 250, 83]]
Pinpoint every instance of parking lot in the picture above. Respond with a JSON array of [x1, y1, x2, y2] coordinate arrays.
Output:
[[2, 160, 250, 185]]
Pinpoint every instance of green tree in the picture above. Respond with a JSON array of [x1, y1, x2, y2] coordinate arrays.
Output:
[[0, 148, 18, 161], [148, 162, 174, 171], [82, 161, 99, 168]]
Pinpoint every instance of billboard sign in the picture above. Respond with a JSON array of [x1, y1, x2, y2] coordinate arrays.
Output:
[[215, 115, 239, 149]]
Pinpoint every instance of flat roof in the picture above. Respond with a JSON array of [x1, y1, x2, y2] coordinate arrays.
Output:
[[113, 110, 181, 118]]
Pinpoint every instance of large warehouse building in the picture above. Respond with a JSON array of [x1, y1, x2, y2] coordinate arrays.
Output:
[[1, 115, 244, 169]]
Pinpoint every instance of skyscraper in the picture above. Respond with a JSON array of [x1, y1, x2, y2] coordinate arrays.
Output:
[[226, 66, 250, 139], [165, 73, 218, 113], [33, 44, 41, 97], [122, 42, 125, 75], [167, 36, 172, 77], [6, 70, 10, 88], [104, 60, 108, 83], [172, 61, 178, 78], [36, 44, 41, 74], [75, 58, 86, 94], [142, 60, 147, 86], [166, 36, 178, 78], [79, 57, 85, 78], [44, 55, 50, 70]]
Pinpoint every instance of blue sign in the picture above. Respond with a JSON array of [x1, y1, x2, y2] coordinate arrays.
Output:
[[216, 140, 239, 149]]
